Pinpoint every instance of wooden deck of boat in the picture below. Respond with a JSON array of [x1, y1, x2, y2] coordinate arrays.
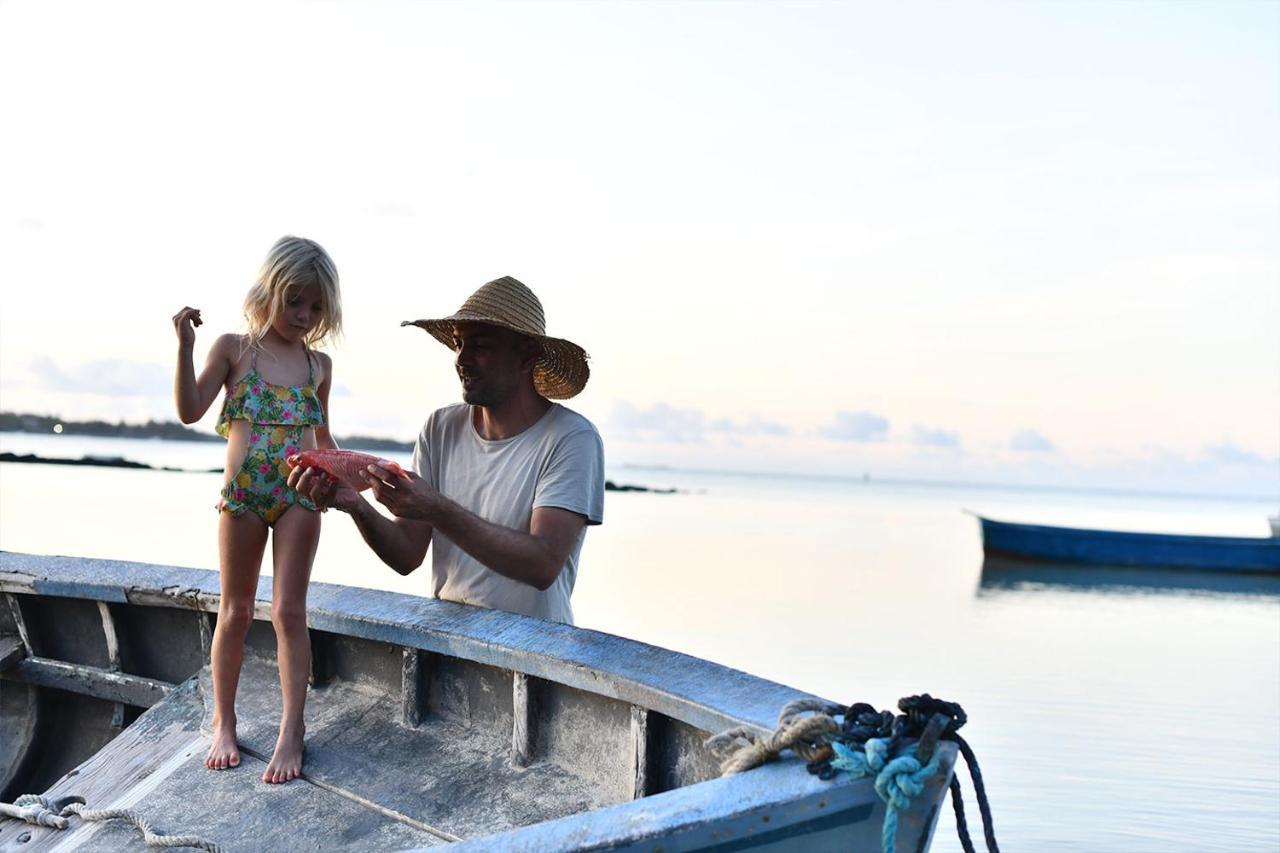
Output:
[[4, 653, 632, 850]]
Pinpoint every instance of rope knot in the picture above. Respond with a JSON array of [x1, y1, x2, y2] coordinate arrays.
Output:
[[3, 795, 70, 830], [705, 699, 841, 775], [898, 694, 967, 736]]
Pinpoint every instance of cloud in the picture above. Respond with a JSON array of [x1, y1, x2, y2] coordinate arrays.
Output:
[[607, 403, 792, 444], [709, 415, 792, 437], [28, 356, 170, 396], [608, 401, 707, 443], [1010, 429, 1054, 452], [819, 411, 890, 442], [911, 425, 961, 448], [1203, 442, 1270, 466]]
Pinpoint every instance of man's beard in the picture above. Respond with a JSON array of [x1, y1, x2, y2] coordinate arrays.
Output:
[[460, 374, 492, 406]]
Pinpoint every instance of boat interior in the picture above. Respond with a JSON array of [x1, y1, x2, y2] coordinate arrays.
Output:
[[1, 553, 955, 851]]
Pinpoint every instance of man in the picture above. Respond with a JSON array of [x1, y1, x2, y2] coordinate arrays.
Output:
[[289, 276, 604, 624]]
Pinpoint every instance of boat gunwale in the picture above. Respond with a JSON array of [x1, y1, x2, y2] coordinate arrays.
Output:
[[0, 550, 813, 736]]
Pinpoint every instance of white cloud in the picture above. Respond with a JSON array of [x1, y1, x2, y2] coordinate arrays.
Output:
[[911, 425, 961, 449], [1203, 442, 1272, 467], [819, 411, 890, 443], [1011, 429, 1054, 452], [709, 415, 791, 437], [28, 356, 169, 397], [607, 401, 707, 444]]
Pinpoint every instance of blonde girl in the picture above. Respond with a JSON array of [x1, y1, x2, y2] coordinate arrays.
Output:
[[173, 236, 341, 783]]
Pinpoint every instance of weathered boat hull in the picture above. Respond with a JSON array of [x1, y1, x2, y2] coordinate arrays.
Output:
[[977, 515, 1280, 573], [0, 552, 956, 851]]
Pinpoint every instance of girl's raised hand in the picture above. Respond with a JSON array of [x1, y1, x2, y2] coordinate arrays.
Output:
[[172, 307, 203, 347]]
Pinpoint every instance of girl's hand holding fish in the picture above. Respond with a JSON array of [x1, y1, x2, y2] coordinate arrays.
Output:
[[286, 464, 359, 513]]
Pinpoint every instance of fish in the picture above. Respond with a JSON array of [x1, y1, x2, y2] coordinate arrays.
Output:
[[286, 449, 411, 492]]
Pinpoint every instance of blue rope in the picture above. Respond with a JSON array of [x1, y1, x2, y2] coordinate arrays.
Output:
[[831, 738, 942, 853]]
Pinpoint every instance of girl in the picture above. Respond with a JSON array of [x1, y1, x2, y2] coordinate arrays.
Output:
[[172, 236, 342, 784]]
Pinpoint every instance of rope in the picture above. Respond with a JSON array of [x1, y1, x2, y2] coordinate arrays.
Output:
[[0, 795, 73, 829], [704, 699, 842, 775], [949, 775, 976, 853], [954, 733, 999, 853], [62, 803, 221, 852], [829, 739, 942, 853], [705, 693, 999, 853], [0, 795, 220, 852]]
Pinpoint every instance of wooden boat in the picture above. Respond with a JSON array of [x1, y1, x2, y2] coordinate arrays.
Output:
[[0, 551, 958, 851], [975, 514, 1280, 574]]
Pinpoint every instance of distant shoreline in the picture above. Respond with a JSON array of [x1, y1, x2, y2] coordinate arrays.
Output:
[[0, 451, 676, 494], [0, 451, 216, 473], [6, 412, 1269, 504], [0, 411, 413, 452]]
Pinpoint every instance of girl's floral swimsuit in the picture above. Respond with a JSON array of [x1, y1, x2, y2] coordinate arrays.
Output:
[[216, 347, 325, 526]]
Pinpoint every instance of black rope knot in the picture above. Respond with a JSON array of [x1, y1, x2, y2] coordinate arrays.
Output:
[[805, 693, 998, 853], [839, 702, 895, 745], [898, 693, 967, 736]]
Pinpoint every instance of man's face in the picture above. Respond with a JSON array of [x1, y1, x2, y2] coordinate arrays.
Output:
[[451, 322, 535, 407]]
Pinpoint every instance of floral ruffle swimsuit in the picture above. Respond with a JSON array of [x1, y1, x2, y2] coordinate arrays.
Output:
[[216, 346, 326, 526]]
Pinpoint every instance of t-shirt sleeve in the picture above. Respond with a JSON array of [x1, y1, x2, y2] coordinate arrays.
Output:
[[534, 426, 605, 525], [410, 417, 436, 488]]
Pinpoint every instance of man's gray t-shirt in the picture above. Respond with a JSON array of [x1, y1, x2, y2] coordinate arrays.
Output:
[[410, 403, 605, 624]]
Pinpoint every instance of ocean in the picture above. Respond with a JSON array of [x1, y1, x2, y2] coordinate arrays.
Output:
[[2, 431, 1277, 851]]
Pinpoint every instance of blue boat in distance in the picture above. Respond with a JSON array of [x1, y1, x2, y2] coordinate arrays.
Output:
[[974, 514, 1280, 574]]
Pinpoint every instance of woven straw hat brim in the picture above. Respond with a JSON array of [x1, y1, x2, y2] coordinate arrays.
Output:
[[400, 314, 590, 400]]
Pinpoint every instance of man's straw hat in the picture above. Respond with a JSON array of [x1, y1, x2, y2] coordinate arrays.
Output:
[[400, 276, 589, 400]]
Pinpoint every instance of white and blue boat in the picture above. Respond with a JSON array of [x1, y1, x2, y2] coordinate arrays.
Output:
[[975, 514, 1280, 574]]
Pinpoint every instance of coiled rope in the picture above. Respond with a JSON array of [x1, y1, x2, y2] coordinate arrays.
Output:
[[706, 693, 998, 853], [0, 794, 221, 851]]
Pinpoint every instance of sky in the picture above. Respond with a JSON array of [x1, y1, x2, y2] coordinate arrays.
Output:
[[0, 0, 1277, 497]]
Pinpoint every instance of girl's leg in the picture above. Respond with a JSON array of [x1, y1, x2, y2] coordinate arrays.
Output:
[[207, 511, 269, 769], [262, 503, 321, 783]]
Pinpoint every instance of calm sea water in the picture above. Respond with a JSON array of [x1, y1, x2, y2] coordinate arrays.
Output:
[[2, 432, 1278, 852]]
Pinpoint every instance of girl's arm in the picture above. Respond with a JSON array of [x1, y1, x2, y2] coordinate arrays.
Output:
[[172, 308, 234, 424], [314, 352, 339, 451]]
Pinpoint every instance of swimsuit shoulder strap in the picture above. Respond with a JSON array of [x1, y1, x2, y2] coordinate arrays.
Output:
[[304, 347, 315, 386]]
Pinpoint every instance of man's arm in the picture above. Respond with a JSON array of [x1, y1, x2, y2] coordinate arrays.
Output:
[[287, 466, 432, 575], [361, 465, 585, 591], [346, 498, 434, 576]]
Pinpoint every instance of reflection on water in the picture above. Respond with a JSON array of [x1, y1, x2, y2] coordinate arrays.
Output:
[[2, 435, 1279, 852], [980, 555, 1280, 599]]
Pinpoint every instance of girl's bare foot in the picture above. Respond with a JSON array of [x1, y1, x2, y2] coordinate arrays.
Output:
[[205, 717, 240, 770], [263, 724, 305, 783]]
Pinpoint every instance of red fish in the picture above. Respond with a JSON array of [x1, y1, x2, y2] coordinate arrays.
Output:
[[287, 449, 410, 492]]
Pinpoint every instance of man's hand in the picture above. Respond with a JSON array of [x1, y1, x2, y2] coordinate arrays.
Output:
[[360, 464, 442, 521], [287, 464, 362, 513]]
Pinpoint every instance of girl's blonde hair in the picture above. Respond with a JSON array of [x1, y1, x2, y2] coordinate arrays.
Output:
[[243, 236, 342, 348]]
